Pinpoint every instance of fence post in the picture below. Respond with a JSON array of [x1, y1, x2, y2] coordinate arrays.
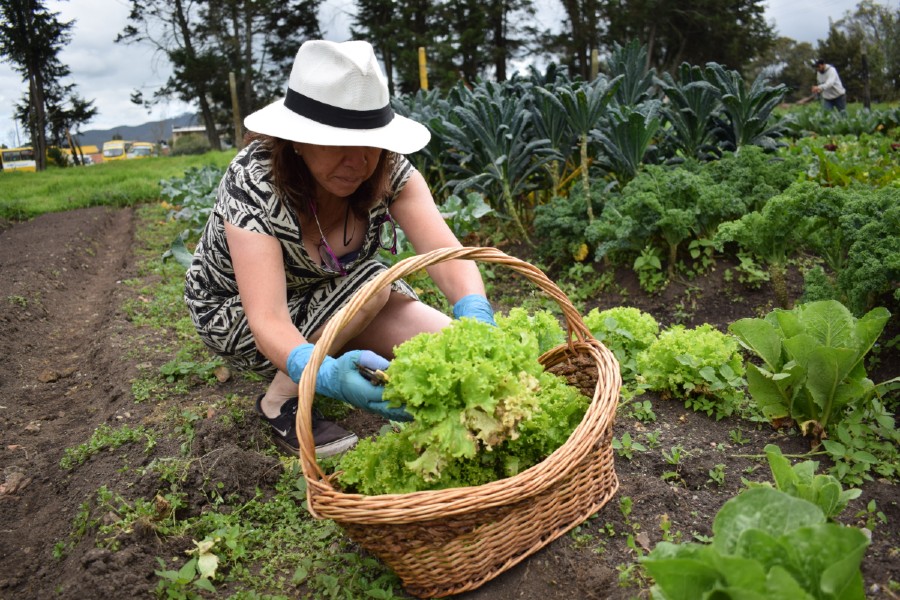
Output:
[[861, 46, 871, 109], [418, 47, 429, 91], [591, 49, 599, 79], [229, 72, 243, 150]]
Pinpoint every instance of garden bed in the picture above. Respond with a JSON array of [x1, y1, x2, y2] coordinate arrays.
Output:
[[0, 205, 896, 599]]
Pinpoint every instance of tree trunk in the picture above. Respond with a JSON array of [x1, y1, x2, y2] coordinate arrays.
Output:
[[199, 97, 221, 151], [174, 0, 222, 151], [493, 2, 507, 81], [28, 72, 48, 172]]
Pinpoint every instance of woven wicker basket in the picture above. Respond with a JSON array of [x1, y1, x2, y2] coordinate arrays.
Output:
[[296, 247, 621, 598]]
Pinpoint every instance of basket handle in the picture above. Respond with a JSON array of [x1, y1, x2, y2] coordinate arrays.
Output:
[[296, 246, 593, 480]]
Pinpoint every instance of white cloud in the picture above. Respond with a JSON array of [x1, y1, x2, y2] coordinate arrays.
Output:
[[764, 0, 862, 44]]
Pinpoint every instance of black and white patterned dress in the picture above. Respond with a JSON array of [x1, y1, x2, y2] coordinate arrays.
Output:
[[184, 140, 417, 375]]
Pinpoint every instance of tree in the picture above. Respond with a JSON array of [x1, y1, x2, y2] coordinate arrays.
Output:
[[24, 82, 98, 164], [433, 0, 537, 84], [350, 0, 395, 93], [598, 0, 775, 76], [355, 0, 537, 93], [118, 0, 322, 150], [197, 0, 323, 134], [352, 0, 428, 94], [551, 0, 603, 80], [0, 0, 85, 171], [745, 37, 816, 103], [118, 0, 223, 150], [828, 1, 900, 102]]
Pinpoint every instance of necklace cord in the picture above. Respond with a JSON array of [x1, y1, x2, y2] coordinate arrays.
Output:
[[342, 201, 355, 246]]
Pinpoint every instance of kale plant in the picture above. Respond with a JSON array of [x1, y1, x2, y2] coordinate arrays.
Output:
[[593, 101, 662, 184], [808, 186, 900, 315], [715, 181, 832, 308], [587, 164, 737, 277], [705, 145, 808, 212], [532, 181, 601, 266], [703, 62, 790, 152], [655, 62, 721, 161]]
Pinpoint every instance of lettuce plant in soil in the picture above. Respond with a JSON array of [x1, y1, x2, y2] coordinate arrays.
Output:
[[642, 485, 870, 599], [728, 299, 892, 446], [635, 323, 746, 419]]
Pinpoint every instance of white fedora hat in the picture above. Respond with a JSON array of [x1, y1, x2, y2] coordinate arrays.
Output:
[[244, 40, 430, 155]]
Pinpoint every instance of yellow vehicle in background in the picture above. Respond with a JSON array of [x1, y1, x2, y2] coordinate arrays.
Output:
[[126, 141, 156, 159], [0, 147, 37, 172], [64, 145, 99, 165], [102, 140, 133, 161]]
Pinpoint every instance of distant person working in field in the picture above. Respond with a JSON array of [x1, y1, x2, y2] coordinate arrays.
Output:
[[184, 40, 495, 457], [811, 58, 847, 112]]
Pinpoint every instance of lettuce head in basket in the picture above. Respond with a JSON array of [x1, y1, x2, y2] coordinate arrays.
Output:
[[335, 309, 591, 495]]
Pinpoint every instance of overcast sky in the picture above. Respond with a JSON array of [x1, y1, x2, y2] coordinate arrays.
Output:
[[0, 0, 868, 148]]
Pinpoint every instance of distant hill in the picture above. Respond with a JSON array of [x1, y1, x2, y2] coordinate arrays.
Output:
[[72, 112, 200, 148]]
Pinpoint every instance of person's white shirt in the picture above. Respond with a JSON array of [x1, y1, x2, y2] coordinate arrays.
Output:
[[816, 64, 846, 100]]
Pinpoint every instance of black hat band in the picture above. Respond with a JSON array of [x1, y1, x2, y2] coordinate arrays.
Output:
[[285, 88, 394, 130]]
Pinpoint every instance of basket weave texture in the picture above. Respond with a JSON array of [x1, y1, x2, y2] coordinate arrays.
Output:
[[297, 247, 621, 598]]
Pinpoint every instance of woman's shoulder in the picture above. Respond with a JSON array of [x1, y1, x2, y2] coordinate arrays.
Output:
[[227, 140, 273, 182], [219, 140, 278, 210], [389, 154, 416, 189]]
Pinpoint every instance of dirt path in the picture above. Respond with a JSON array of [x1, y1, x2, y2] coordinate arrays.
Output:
[[0, 207, 140, 593]]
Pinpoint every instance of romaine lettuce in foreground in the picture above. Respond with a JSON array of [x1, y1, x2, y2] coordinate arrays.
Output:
[[641, 486, 869, 600]]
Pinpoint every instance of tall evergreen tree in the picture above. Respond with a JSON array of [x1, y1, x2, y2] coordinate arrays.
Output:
[[599, 0, 775, 76], [351, 0, 399, 92], [552, 0, 603, 79], [0, 0, 84, 170], [353, 0, 433, 94], [354, 0, 536, 93]]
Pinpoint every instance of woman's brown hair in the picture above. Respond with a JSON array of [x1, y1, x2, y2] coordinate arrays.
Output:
[[244, 132, 395, 221]]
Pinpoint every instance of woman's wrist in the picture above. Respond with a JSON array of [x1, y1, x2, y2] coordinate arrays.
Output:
[[286, 343, 316, 383]]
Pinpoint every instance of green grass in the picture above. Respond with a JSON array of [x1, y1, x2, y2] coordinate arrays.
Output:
[[0, 150, 235, 220]]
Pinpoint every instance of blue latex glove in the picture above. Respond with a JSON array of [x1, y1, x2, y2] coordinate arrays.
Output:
[[286, 343, 412, 421], [452, 294, 497, 326]]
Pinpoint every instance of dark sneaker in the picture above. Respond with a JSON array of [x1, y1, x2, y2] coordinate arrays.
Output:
[[255, 395, 358, 457]]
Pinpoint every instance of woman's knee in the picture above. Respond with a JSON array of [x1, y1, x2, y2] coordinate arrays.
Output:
[[355, 285, 391, 325]]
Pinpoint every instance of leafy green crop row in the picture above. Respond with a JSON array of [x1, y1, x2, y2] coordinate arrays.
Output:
[[582, 301, 897, 486], [536, 141, 898, 317]]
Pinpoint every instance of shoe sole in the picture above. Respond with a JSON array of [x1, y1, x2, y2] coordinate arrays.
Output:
[[271, 431, 359, 458]]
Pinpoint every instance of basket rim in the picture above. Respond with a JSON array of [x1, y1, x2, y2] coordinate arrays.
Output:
[[295, 246, 621, 522]]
